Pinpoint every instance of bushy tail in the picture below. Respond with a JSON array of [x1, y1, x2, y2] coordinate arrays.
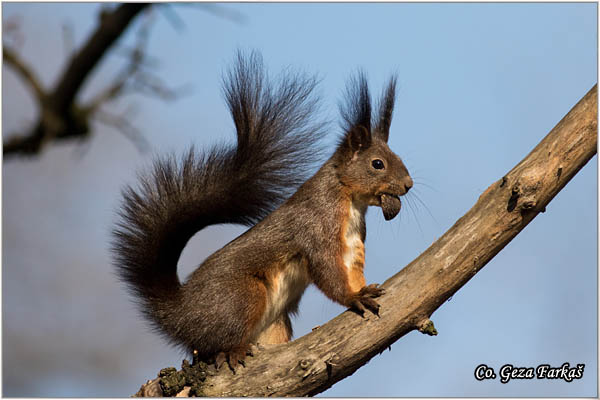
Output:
[[112, 51, 324, 332]]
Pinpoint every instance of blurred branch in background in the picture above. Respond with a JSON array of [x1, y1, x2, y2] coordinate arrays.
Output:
[[184, 3, 247, 25], [3, 3, 149, 158], [3, 3, 244, 159]]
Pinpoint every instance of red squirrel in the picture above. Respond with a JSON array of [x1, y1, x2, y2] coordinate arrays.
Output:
[[113, 52, 413, 371]]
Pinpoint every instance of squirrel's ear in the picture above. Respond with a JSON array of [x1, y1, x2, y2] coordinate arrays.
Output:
[[346, 125, 372, 152]]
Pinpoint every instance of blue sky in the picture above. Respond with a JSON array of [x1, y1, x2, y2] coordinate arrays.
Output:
[[2, 2, 597, 397]]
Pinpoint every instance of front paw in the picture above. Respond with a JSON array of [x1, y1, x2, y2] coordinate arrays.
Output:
[[360, 283, 385, 298], [348, 283, 385, 317]]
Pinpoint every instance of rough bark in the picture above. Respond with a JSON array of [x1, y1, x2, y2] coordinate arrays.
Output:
[[136, 84, 597, 397]]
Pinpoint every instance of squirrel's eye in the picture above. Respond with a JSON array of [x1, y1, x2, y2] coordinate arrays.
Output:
[[372, 159, 385, 170]]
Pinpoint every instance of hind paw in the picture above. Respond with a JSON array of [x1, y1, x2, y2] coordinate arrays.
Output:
[[215, 346, 250, 373]]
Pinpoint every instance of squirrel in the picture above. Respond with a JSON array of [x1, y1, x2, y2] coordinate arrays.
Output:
[[112, 51, 413, 371]]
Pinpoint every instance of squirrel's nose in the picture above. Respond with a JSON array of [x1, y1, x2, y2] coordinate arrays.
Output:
[[404, 177, 413, 193]]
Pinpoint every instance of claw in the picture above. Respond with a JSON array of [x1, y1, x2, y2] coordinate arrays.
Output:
[[362, 296, 381, 316], [350, 298, 366, 317], [225, 346, 249, 373], [227, 355, 239, 373], [348, 284, 384, 317], [215, 352, 226, 370]]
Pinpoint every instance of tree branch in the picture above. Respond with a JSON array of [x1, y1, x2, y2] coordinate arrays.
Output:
[[134, 84, 597, 396]]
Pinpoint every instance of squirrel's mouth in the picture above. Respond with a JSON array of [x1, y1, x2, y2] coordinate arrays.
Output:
[[379, 193, 401, 221]]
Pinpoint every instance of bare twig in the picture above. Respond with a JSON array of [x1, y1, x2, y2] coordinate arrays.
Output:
[[95, 108, 149, 152], [3, 46, 46, 101], [83, 15, 151, 113], [178, 3, 247, 25], [3, 15, 25, 47], [130, 71, 193, 101], [61, 21, 75, 58], [156, 4, 186, 32]]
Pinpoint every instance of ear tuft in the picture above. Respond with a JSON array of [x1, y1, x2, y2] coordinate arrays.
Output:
[[374, 75, 397, 143], [339, 71, 372, 134]]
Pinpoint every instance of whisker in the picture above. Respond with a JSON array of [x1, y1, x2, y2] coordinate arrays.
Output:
[[413, 181, 439, 193], [404, 195, 425, 239], [409, 191, 439, 227]]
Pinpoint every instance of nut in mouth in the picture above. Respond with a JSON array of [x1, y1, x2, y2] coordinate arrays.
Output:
[[380, 193, 401, 220]]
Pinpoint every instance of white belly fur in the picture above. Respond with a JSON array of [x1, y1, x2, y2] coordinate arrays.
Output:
[[256, 256, 310, 337], [343, 201, 365, 271]]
